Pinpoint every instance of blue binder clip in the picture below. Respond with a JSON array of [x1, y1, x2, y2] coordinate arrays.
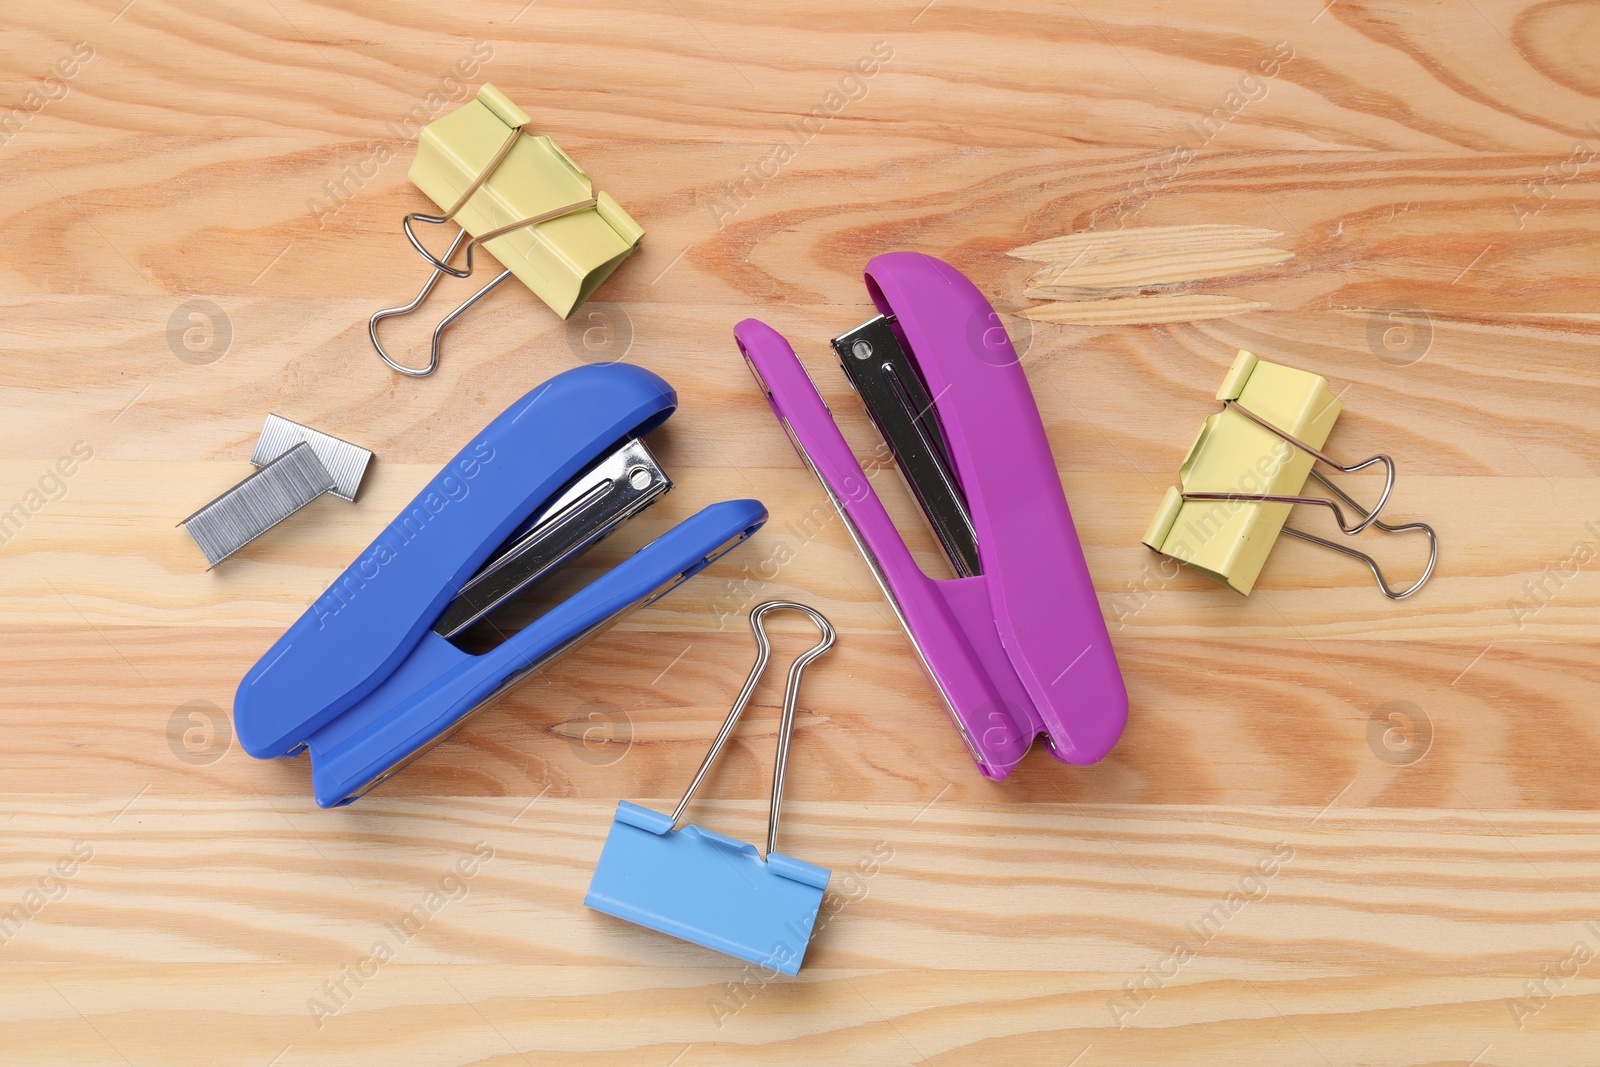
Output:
[[233, 363, 768, 807], [586, 601, 836, 975]]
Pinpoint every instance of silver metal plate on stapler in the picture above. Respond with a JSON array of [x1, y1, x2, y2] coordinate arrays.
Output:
[[831, 315, 981, 577], [432, 437, 671, 639]]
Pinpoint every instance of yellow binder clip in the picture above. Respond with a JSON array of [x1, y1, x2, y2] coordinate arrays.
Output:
[[370, 83, 645, 376], [1142, 351, 1437, 598]]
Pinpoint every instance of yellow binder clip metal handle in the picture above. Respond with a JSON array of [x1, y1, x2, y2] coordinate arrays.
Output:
[[371, 84, 645, 377], [1143, 351, 1437, 599]]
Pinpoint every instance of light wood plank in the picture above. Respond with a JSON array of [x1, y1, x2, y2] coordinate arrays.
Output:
[[3, 0, 1598, 1061]]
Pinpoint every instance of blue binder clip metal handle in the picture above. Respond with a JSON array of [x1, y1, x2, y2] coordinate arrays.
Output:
[[586, 601, 835, 975], [233, 363, 768, 807]]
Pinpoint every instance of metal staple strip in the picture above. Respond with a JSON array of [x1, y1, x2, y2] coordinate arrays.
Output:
[[251, 415, 373, 501], [180, 442, 336, 566]]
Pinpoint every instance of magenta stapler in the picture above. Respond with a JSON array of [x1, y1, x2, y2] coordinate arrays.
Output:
[[733, 252, 1127, 779]]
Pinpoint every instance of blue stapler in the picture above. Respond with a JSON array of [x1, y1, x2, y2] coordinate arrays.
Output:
[[233, 364, 768, 807]]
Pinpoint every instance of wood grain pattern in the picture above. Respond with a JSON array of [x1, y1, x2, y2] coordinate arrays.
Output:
[[3, 0, 1599, 1063], [1020, 293, 1273, 322], [1014, 224, 1291, 323]]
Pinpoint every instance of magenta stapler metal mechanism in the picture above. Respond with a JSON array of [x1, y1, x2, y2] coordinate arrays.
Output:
[[733, 252, 1127, 779]]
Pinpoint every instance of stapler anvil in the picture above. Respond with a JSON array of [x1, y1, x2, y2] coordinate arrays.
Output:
[[733, 252, 1126, 779], [233, 364, 767, 807]]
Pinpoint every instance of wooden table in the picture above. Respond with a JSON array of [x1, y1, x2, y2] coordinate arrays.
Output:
[[4, 2, 1597, 1063]]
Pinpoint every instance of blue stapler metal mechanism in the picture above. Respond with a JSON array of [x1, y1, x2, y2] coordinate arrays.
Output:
[[233, 364, 768, 807]]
